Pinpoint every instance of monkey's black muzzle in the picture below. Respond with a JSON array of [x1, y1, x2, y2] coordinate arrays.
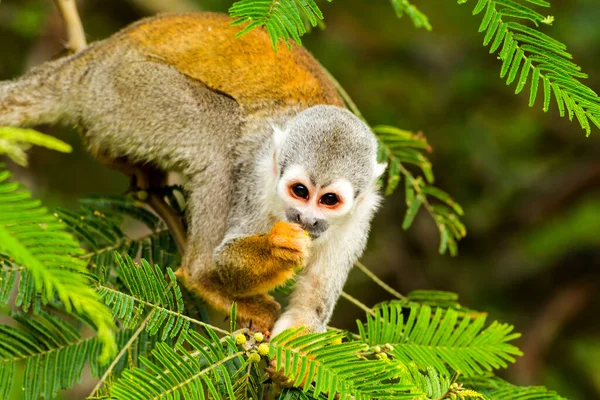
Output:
[[285, 208, 329, 239]]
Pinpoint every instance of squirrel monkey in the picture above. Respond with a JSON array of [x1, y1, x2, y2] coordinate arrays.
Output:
[[0, 13, 385, 335]]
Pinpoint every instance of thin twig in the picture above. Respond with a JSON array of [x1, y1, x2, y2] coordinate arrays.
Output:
[[354, 261, 406, 300], [53, 0, 87, 52], [78, 228, 169, 260], [148, 193, 187, 253], [98, 285, 230, 335], [327, 326, 361, 340], [340, 291, 375, 316], [89, 313, 152, 397]]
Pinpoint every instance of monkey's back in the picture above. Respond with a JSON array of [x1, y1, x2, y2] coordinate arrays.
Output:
[[116, 12, 343, 116]]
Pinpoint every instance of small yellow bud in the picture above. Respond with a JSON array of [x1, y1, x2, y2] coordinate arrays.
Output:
[[450, 393, 457, 400], [136, 190, 149, 201], [235, 334, 247, 346], [257, 343, 270, 356], [372, 346, 382, 353], [254, 332, 264, 343], [384, 343, 394, 351], [247, 352, 261, 363], [375, 352, 388, 360]]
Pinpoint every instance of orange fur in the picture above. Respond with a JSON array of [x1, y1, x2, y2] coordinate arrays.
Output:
[[177, 221, 310, 331], [120, 13, 343, 117]]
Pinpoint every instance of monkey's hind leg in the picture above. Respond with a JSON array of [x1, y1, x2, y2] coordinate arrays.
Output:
[[176, 267, 281, 332]]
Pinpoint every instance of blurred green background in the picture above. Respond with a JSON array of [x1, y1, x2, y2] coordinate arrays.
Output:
[[1, 0, 598, 398]]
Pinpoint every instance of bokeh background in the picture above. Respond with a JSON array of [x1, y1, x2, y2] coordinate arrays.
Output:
[[1, 0, 598, 398]]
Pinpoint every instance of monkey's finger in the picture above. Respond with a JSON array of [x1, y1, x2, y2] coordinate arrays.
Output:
[[271, 220, 304, 235], [270, 233, 310, 251]]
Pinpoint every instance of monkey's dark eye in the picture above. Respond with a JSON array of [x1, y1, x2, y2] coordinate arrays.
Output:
[[291, 184, 309, 199], [320, 193, 339, 206]]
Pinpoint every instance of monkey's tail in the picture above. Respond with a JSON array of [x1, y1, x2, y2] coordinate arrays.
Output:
[[0, 55, 75, 128]]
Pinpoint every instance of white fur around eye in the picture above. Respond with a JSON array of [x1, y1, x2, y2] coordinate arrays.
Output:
[[320, 179, 354, 215], [277, 165, 311, 200]]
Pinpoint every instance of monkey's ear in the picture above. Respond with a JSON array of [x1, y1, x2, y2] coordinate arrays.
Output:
[[269, 122, 288, 152], [374, 162, 387, 179]]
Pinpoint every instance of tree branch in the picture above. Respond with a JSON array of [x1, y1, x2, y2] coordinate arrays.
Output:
[[340, 291, 375, 316], [354, 261, 406, 300], [53, 0, 87, 52], [89, 313, 152, 397]]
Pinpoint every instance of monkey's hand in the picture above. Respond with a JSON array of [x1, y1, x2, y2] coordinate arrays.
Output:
[[269, 221, 310, 266], [214, 221, 310, 298]]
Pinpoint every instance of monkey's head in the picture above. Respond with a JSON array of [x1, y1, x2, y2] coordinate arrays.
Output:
[[271, 105, 386, 240]]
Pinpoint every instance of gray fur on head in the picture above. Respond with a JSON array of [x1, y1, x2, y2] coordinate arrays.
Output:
[[274, 105, 380, 196]]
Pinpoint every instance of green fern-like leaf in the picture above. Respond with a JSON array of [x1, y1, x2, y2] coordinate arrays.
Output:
[[390, 0, 432, 30], [377, 290, 488, 320], [0, 168, 116, 361], [96, 253, 218, 341], [460, 0, 600, 135], [269, 328, 424, 399], [98, 253, 185, 335], [0, 126, 72, 166], [374, 126, 466, 256], [232, 361, 264, 400], [57, 195, 180, 280], [108, 328, 242, 399], [230, 0, 330, 50], [358, 303, 523, 377], [464, 376, 568, 399], [402, 365, 484, 400], [0, 312, 134, 400]]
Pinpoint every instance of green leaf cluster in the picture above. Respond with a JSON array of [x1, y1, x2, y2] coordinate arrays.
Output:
[[374, 126, 466, 256], [390, 0, 432, 31], [0, 167, 116, 361], [229, 0, 330, 50], [0, 312, 138, 400], [459, 0, 600, 135], [0, 126, 71, 166]]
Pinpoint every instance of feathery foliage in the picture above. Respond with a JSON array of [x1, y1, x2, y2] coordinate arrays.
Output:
[[0, 166, 116, 361], [229, 0, 431, 48], [389, 0, 431, 31], [464, 376, 569, 399], [458, 0, 600, 135], [108, 327, 242, 399], [229, 0, 330, 50], [0, 311, 138, 400], [96, 253, 195, 341], [0, 126, 71, 166], [270, 327, 442, 399], [374, 126, 466, 255], [57, 195, 180, 281], [358, 302, 523, 377]]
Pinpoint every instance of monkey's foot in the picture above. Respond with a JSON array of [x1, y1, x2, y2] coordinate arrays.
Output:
[[236, 293, 281, 332], [269, 221, 311, 265], [177, 270, 281, 332]]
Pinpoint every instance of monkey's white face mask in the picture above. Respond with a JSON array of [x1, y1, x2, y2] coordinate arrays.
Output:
[[268, 125, 386, 240], [274, 164, 356, 239]]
